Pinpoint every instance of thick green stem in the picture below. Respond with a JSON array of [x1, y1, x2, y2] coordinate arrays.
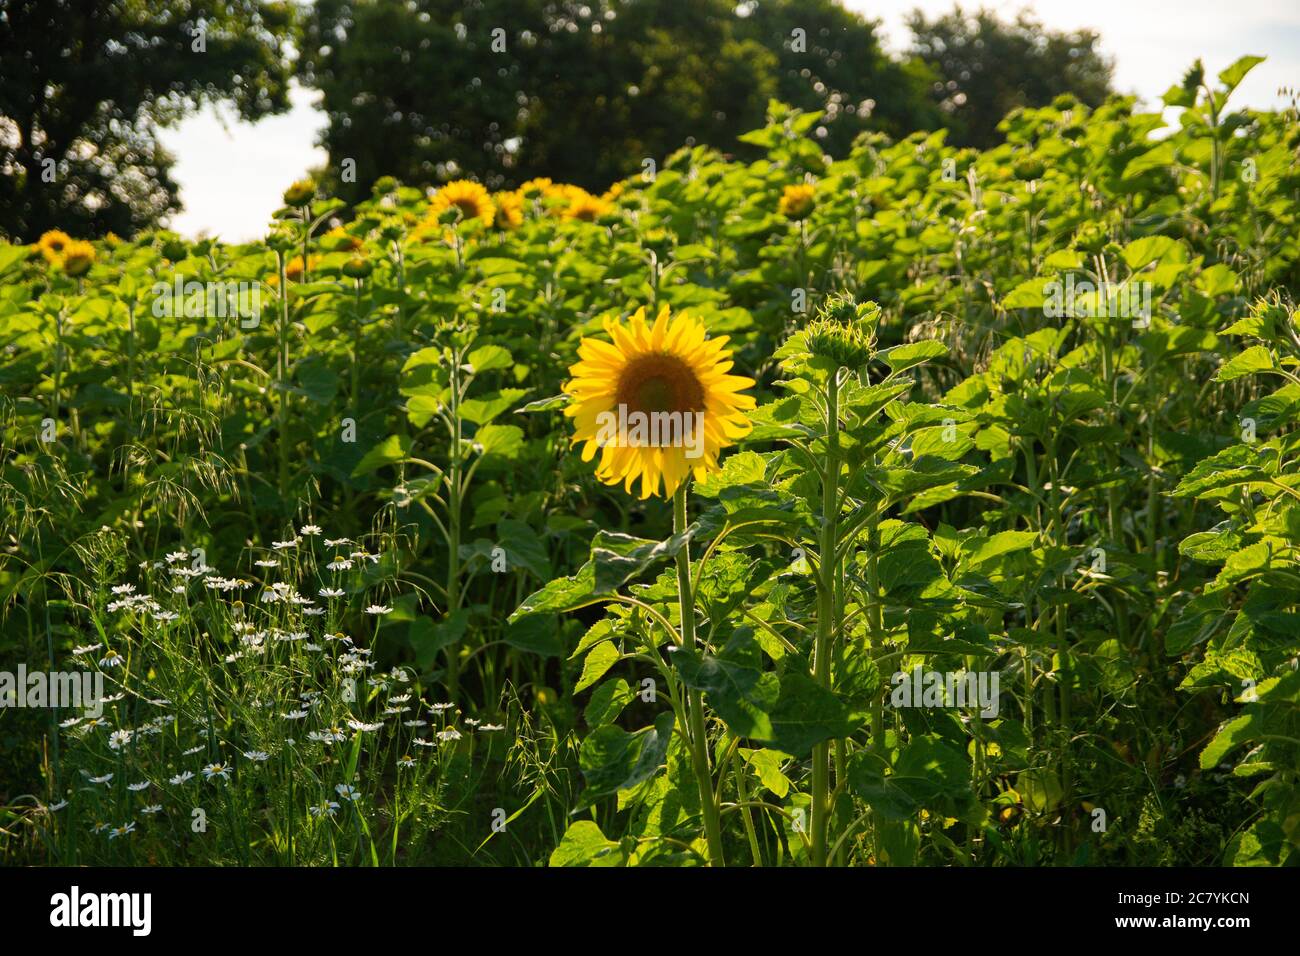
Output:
[[674, 484, 726, 866], [445, 352, 463, 701], [812, 372, 841, 867]]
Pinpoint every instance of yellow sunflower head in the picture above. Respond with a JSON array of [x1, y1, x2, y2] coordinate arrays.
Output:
[[562, 189, 613, 223], [518, 177, 554, 198], [778, 183, 816, 220], [430, 180, 495, 226], [60, 240, 96, 277], [563, 305, 756, 499], [494, 190, 523, 229], [37, 229, 72, 264]]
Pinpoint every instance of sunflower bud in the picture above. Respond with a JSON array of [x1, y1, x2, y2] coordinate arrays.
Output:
[[283, 178, 316, 207], [804, 317, 875, 370], [1013, 157, 1045, 182], [372, 175, 398, 195], [342, 255, 373, 279], [161, 237, 188, 262]]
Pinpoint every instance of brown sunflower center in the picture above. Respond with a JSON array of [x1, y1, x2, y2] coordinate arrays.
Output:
[[453, 198, 482, 217], [616, 353, 705, 415]]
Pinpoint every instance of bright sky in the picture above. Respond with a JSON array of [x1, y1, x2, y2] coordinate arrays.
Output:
[[158, 0, 1300, 241]]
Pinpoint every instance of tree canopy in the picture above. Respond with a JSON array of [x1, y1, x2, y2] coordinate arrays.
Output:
[[0, 0, 297, 240], [907, 5, 1114, 149]]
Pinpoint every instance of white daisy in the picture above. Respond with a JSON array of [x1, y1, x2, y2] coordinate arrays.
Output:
[[108, 822, 136, 840]]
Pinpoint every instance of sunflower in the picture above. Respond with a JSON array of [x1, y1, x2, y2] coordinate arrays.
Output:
[[778, 183, 816, 219], [429, 180, 495, 226], [60, 240, 96, 277], [37, 229, 72, 264], [562, 189, 613, 222], [494, 190, 523, 229], [563, 305, 756, 499], [518, 177, 554, 198]]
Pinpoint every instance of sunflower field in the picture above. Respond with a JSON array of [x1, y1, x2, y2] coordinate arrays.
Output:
[[4, 56, 1300, 868]]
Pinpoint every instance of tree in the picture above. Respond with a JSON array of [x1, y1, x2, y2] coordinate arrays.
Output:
[[907, 5, 1113, 149], [298, 0, 938, 202], [733, 0, 940, 159], [0, 0, 298, 240]]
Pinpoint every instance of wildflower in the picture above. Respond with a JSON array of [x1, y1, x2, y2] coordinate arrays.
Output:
[[335, 783, 361, 801], [169, 771, 195, 786], [397, 755, 416, 769], [272, 537, 301, 550], [255, 559, 280, 568], [300, 524, 323, 536], [108, 730, 133, 750], [183, 745, 205, 756], [429, 180, 495, 225], [436, 728, 463, 743], [111, 583, 137, 595], [127, 781, 149, 792], [47, 800, 69, 812], [327, 559, 353, 571], [89, 773, 114, 785], [108, 822, 136, 840], [347, 719, 384, 732], [243, 750, 270, 762], [201, 762, 232, 782], [324, 537, 352, 547], [778, 183, 816, 219], [141, 804, 163, 815], [309, 801, 339, 818], [71, 643, 102, 656], [365, 604, 393, 615], [479, 723, 506, 732], [320, 587, 344, 598], [562, 304, 756, 498]]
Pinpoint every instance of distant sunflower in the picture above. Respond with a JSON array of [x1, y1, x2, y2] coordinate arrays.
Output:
[[518, 177, 554, 198], [494, 190, 523, 229], [60, 240, 96, 277], [564, 305, 756, 499], [562, 189, 612, 222], [778, 183, 816, 219], [37, 229, 72, 264], [429, 180, 495, 226]]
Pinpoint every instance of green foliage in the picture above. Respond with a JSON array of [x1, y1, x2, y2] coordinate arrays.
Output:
[[3, 56, 1300, 866]]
